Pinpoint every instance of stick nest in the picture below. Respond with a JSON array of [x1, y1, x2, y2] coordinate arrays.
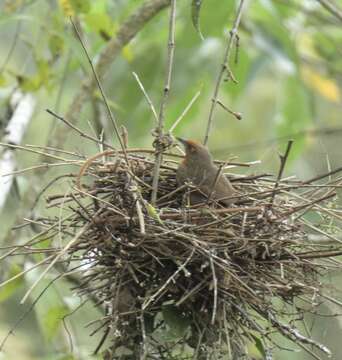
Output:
[[42, 149, 341, 358]]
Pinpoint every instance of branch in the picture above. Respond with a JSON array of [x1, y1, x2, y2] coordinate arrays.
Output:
[[55, 0, 171, 148], [203, 0, 246, 146], [151, 0, 176, 204], [270, 140, 293, 205], [316, 0, 342, 22], [70, 19, 129, 165]]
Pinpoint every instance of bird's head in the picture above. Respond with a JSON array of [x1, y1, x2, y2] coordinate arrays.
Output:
[[177, 137, 213, 166]]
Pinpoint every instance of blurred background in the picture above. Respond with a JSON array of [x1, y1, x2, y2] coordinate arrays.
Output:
[[0, 0, 342, 359]]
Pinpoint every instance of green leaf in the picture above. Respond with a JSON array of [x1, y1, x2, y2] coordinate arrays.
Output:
[[42, 305, 69, 340], [0, 264, 24, 302], [191, 0, 204, 40], [162, 304, 191, 339], [145, 202, 164, 225]]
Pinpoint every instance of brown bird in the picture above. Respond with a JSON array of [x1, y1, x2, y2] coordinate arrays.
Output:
[[176, 138, 235, 206]]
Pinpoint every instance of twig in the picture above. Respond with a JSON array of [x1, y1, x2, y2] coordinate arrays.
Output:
[[269, 140, 293, 205], [169, 90, 201, 133], [93, 325, 111, 355], [142, 248, 194, 310], [56, 0, 171, 148], [70, 19, 129, 165], [132, 72, 159, 123], [130, 181, 146, 235], [151, 0, 177, 205], [283, 191, 336, 217], [217, 100, 242, 120], [0, 254, 55, 288], [0, 142, 79, 163], [224, 126, 342, 152], [206, 163, 225, 204], [46, 109, 114, 149], [303, 165, 342, 184], [209, 253, 218, 325], [203, 0, 246, 145], [0, 272, 63, 351], [267, 311, 331, 357], [96, 206, 263, 226], [316, 0, 342, 22], [140, 311, 148, 359], [20, 223, 90, 304]]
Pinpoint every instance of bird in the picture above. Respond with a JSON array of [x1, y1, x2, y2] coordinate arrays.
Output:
[[176, 138, 235, 206]]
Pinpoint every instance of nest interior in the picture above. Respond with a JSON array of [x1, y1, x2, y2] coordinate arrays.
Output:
[[45, 149, 342, 358]]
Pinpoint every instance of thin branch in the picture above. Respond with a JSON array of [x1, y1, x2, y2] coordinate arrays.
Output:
[[20, 223, 90, 304], [223, 126, 342, 153], [270, 140, 293, 205], [46, 109, 114, 149], [142, 248, 194, 310], [55, 0, 171, 148], [70, 19, 129, 165], [169, 90, 201, 133], [151, 0, 176, 205], [132, 72, 159, 123], [203, 0, 246, 145], [209, 253, 218, 325], [217, 99, 242, 120], [267, 311, 331, 357], [303, 165, 342, 184], [316, 0, 342, 22]]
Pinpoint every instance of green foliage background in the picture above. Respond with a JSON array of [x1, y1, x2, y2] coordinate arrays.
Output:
[[0, 0, 342, 359]]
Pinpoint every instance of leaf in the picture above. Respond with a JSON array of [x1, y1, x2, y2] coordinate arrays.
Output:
[[0, 264, 24, 302], [191, 0, 204, 40], [145, 202, 164, 225], [42, 305, 69, 340]]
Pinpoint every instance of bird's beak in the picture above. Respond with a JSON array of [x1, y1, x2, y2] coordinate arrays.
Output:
[[176, 137, 188, 146]]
